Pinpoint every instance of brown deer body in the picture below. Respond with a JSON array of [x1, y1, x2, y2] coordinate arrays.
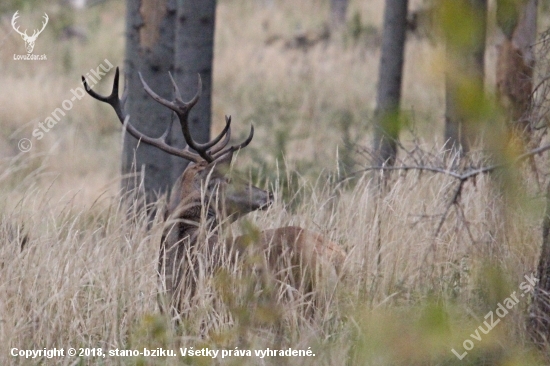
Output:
[[83, 68, 345, 316]]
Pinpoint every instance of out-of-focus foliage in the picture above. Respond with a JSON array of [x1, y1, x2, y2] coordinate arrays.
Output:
[[0, 0, 41, 15], [497, 0, 524, 38], [437, 0, 486, 51]]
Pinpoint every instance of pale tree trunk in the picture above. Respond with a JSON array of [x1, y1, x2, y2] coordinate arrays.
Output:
[[496, 0, 537, 144], [444, 0, 487, 155], [330, 0, 349, 31], [372, 0, 408, 167], [123, 0, 176, 201], [171, 0, 216, 182]]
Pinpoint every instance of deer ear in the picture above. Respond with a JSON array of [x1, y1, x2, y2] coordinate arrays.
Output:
[[202, 151, 234, 178]]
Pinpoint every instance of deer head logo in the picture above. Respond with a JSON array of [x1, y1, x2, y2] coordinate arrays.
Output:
[[11, 11, 49, 54]]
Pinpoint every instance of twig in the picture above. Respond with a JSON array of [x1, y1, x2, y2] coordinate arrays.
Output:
[[359, 165, 462, 179], [352, 142, 550, 184]]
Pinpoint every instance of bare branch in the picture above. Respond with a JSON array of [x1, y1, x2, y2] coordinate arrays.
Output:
[[354, 142, 550, 183]]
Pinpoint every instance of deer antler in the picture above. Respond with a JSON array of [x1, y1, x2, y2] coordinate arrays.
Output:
[[82, 68, 254, 163], [83, 67, 202, 162], [138, 72, 254, 162]]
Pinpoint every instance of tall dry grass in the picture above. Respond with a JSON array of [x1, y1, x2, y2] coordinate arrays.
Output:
[[0, 157, 544, 364], [0, 0, 549, 365]]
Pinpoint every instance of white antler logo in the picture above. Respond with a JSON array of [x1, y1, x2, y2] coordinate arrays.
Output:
[[11, 11, 49, 54]]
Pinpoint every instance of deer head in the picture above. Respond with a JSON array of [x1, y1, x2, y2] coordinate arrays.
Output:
[[82, 68, 272, 223], [11, 11, 48, 54]]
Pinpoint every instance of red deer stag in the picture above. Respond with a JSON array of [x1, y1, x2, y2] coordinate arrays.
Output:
[[82, 68, 345, 316]]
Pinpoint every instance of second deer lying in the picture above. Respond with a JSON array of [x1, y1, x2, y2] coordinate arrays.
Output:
[[82, 68, 346, 317]]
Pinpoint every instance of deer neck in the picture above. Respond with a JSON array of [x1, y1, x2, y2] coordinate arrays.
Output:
[[171, 200, 221, 245], [167, 173, 226, 246]]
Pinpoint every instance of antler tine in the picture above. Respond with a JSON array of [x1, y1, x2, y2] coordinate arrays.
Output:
[[138, 72, 181, 111], [82, 68, 201, 162], [231, 124, 255, 150], [159, 114, 175, 141], [208, 116, 233, 155], [119, 115, 197, 160], [82, 67, 125, 122], [168, 72, 183, 101], [212, 124, 254, 160]]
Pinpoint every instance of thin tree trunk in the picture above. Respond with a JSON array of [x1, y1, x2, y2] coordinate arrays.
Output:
[[496, 0, 537, 144], [123, 0, 176, 201], [171, 0, 217, 182], [444, 0, 487, 155], [372, 0, 408, 167]]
